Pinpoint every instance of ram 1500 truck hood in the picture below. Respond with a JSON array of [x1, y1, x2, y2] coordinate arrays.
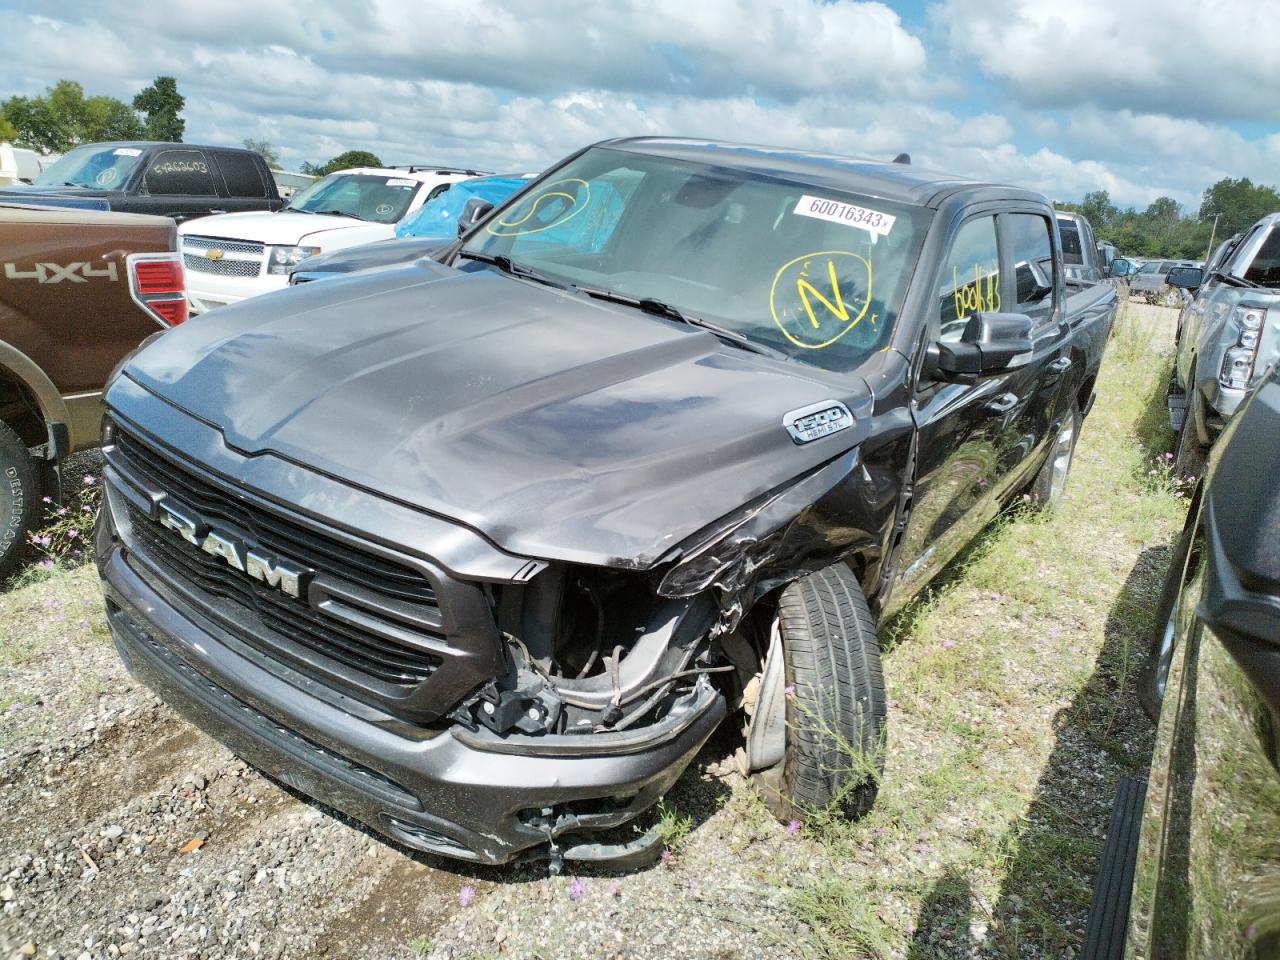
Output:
[[179, 210, 394, 247], [116, 265, 872, 567]]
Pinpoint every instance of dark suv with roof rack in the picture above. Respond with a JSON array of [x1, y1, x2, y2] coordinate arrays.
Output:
[[96, 137, 1118, 867]]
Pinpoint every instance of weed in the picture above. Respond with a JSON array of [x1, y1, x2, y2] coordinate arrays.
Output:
[[654, 797, 694, 851]]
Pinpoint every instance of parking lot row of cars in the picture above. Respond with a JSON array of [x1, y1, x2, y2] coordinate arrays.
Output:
[[1, 135, 1278, 955]]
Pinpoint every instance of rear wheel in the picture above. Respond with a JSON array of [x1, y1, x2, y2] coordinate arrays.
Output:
[[1139, 523, 1194, 720], [1173, 399, 1207, 481], [0, 421, 39, 580], [751, 563, 886, 821], [1028, 398, 1082, 508]]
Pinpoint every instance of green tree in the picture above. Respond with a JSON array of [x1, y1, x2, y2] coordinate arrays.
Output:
[[133, 76, 185, 142], [1079, 190, 1119, 231], [2, 81, 143, 151], [315, 150, 383, 176], [243, 138, 281, 170], [0, 115, 18, 143], [84, 95, 144, 141], [1198, 177, 1280, 239]]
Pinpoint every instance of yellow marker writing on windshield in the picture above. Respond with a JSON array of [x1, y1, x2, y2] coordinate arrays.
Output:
[[769, 250, 873, 350], [797, 259, 849, 328]]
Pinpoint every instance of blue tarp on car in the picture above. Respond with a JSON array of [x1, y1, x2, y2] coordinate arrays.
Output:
[[395, 176, 529, 239]]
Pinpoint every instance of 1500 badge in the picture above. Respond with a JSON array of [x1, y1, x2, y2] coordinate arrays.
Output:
[[3, 262, 119, 284]]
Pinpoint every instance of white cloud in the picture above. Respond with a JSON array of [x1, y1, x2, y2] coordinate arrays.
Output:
[[0, 0, 1275, 211], [935, 0, 1280, 122]]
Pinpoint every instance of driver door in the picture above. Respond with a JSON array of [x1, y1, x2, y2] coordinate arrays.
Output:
[[894, 208, 1069, 602]]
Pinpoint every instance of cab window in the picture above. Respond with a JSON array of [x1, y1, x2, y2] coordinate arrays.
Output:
[[939, 216, 999, 341], [1005, 213, 1055, 324]]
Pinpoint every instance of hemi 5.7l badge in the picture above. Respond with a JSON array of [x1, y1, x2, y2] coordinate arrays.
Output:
[[782, 400, 854, 444]]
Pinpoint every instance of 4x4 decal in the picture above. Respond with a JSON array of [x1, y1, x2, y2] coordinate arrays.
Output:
[[3, 262, 119, 284]]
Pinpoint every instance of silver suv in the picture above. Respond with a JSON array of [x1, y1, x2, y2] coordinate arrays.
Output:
[[1131, 258, 1201, 306], [1167, 211, 1280, 474]]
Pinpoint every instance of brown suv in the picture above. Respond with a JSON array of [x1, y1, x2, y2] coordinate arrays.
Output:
[[1, 202, 185, 576]]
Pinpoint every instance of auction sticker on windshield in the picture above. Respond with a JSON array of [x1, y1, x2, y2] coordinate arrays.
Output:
[[386, 178, 417, 187], [112, 148, 142, 157], [794, 195, 895, 237]]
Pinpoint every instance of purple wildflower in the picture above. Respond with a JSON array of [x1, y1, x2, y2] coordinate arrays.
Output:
[[67, 529, 78, 540], [41, 496, 52, 504], [660, 848, 673, 864], [688, 879, 698, 893], [56, 508, 67, 516], [607, 881, 620, 898], [39, 559, 53, 570], [568, 877, 586, 901], [82, 505, 92, 513], [941, 638, 955, 649], [457, 884, 475, 907], [786, 819, 801, 836], [783, 685, 795, 697], [83, 475, 96, 486]]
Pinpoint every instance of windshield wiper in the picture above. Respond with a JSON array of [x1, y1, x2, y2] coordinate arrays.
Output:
[[577, 287, 787, 360], [316, 209, 368, 221], [455, 251, 570, 290]]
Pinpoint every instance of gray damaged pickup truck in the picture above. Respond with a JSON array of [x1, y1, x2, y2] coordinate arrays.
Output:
[[1167, 210, 1280, 476], [95, 139, 1117, 867]]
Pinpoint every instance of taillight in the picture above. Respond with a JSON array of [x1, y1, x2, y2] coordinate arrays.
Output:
[[127, 253, 187, 326]]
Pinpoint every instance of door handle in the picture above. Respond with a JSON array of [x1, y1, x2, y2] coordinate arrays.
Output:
[[208, 209, 228, 215], [986, 392, 1018, 414], [1048, 357, 1072, 373]]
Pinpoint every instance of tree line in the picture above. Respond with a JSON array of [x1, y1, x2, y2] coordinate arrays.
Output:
[[1056, 177, 1280, 261], [1, 78, 185, 152], [0, 77, 381, 178]]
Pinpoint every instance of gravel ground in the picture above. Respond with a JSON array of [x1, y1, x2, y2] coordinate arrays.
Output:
[[0, 304, 1183, 960]]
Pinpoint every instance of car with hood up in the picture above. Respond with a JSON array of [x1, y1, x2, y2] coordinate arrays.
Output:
[[178, 166, 481, 311], [1166, 211, 1280, 477], [96, 137, 1118, 868], [288, 174, 531, 285]]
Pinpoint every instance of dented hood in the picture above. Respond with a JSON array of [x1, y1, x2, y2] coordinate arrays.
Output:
[[117, 264, 872, 567]]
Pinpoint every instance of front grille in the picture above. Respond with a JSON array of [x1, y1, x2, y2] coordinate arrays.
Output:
[[183, 235, 265, 255], [184, 254, 261, 277], [112, 426, 443, 687]]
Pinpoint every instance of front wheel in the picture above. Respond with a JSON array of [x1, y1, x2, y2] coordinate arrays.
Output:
[[0, 421, 39, 580], [752, 563, 886, 821]]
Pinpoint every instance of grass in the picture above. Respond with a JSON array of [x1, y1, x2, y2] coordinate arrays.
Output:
[[781, 306, 1188, 958]]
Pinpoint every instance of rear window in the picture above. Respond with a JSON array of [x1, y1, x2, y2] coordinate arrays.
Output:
[[214, 151, 267, 198], [1057, 219, 1083, 265], [144, 149, 217, 196]]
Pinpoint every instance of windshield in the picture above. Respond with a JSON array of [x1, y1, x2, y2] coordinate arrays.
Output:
[[33, 144, 143, 189], [285, 172, 422, 224], [459, 147, 930, 373]]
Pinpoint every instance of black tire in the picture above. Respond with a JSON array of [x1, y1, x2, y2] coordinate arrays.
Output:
[[759, 562, 886, 821], [0, 421, 39, 580], [1173, 399, 1207, 481], [1139, 522, 1194, 720], [1028, 398, 1082, 508]]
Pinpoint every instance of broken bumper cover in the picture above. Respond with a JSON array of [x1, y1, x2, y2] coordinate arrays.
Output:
[[98, 541, 725, 865]]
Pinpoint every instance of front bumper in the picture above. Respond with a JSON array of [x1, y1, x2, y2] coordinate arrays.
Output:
[[185, 271, 289, 312], [97, 516, 725, 864]]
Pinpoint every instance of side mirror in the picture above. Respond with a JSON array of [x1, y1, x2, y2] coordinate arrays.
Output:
[[456, 198, 495, 236], [1108, 257, 1132, 277], [1166, 266, 1203, 290], [927, 312, 1035, 383]]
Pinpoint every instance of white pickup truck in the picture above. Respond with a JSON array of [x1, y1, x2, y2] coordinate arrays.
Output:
[[178, 166, 480, 311]]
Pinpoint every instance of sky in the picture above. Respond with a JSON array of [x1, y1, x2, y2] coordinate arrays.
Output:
[[1, 0, 1277, 211]]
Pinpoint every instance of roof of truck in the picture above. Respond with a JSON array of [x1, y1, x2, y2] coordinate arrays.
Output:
[[603, 137, 1019, 207]]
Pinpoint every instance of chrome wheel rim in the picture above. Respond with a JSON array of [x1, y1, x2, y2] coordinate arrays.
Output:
[[1153, 607, 1177, 700], [1048, 418, 1076, 502]]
